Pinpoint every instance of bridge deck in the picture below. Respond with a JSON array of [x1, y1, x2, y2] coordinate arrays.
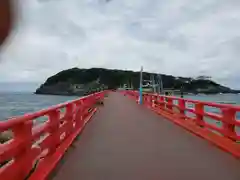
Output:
[[51, 92, 240, 180]]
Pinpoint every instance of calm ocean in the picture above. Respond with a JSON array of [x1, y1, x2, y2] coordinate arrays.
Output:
[[0, 92, 240, 121], [0, 92, 78, 121]]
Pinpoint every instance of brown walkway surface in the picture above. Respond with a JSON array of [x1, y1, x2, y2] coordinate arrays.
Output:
[[52, 92, 240, 180]]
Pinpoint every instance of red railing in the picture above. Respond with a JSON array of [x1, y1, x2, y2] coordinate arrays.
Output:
[[124, 90, 240, 157], [0, 91, 107, 180]]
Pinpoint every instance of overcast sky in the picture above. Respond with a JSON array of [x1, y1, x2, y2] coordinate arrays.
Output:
[[0, 0, 240, 89]]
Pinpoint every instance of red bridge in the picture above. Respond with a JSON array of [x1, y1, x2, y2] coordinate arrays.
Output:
[[1, 90, 240, 180]]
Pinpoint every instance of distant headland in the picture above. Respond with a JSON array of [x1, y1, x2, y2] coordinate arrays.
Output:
[[35, 67, 240, 96]]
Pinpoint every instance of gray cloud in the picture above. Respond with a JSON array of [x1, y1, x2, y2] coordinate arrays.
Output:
[[0, 0, 240, 88]]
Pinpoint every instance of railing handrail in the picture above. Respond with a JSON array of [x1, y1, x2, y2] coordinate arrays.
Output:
[[123, 90, 240, 157], [152, 94, 240, 110], [0, 90, 108, 180], [127, 90, 240, 109], [0, 92, 102, 131]]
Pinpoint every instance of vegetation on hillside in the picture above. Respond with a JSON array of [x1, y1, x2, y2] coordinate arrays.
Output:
[[35, 67, 239, 95]]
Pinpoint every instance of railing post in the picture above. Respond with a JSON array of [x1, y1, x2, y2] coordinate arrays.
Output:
[[222, 108, 237, 141], [167, 98, 173, 112], [145, 95, 148, 106], [136, 91, 139, 101], [178, 99, 185, 119], [147, 95, 151, 107], [146, 95, 149, 105], [135, 91, 139, 103], [64, 104, 74, 137], [75, 100, 84, 130], [142, 94, 145, 105], [164, 96, 168, 110], [149, 95, 152, 108], [195, 103, 205, 127], [81, 99, 89, 121], [159, 96, 164, 109], [152, 95, 157, 108], [48, 109, 61, 155], [12, 121, 33, 179]]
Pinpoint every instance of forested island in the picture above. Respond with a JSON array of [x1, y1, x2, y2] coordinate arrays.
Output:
[[35, 67, 240, 96]]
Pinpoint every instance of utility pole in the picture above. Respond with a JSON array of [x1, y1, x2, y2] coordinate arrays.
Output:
[[156, 74, 160, 94], [158, 74, 163, 94], [180, 83, 184, 98], [150, 74, 156, 93], [155, 75, 159, 94], [139, 66, 143, 104], [129, 79, 133, 89]]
